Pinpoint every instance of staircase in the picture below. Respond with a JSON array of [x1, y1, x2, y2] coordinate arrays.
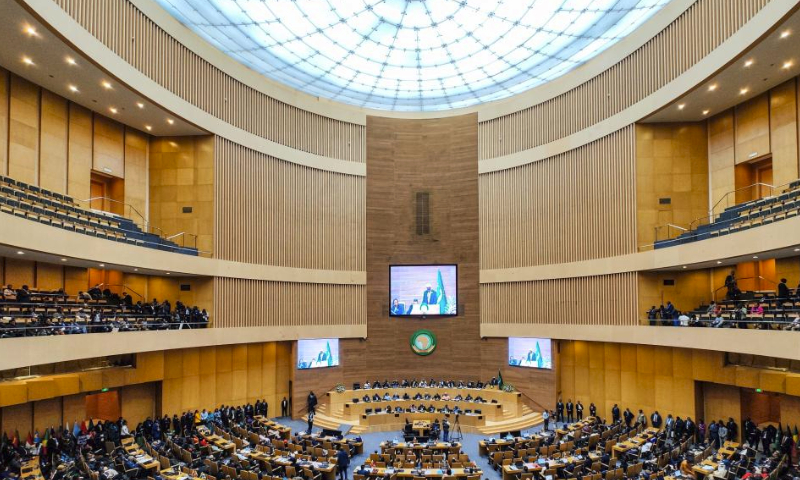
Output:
[[477, 403, 543, 435], [303, 400, 368, 435]]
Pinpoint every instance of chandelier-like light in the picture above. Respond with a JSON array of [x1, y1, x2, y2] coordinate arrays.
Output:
[[156, 0, 670, 111]]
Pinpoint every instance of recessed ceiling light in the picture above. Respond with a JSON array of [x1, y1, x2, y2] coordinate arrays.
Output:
[[783, 61, 793, 69], [68, 85, 79, 93], [682, 266, 687, 269], [24, 25, 37, 37], [795, 248, 800, 252], [66, 57, 77, 66], [677, 104, 685, 110], [752, 256, 758, 259], [16, 251, 24, 255], [145, 125, 152, 131], [166, 118, 174, 125], [744, 59, 754, 67], [136, 102, 145, 109], [716, 261, 722, 264], [101, 81, 112, 89], [99, 263, 105, 267], [740, 88, 749, 95], [133, 268, 138, 272], [708, 84, 717, 92], [166, 272, 171, 275], [702, 109, 710, 115], [22, 56, 34, 66], [109, 107, 118, 114], [781, 30, 791, 39], [60, 258, 67, 262]]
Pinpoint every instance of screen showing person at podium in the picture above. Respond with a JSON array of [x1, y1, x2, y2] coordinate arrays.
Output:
[[389, 265, 457, 317], [297, 338, 340, 369], [508, 337, 552, 369]]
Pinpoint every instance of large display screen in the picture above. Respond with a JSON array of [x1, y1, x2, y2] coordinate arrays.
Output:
[[508, 337, 552, 369], [297, 338, 340, 369], [389, 265, 457, 317]]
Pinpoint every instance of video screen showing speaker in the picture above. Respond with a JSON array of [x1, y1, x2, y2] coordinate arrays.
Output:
[[389, 265, 457, 317], [508, 337, 552, 369], [297, 338, 339, 369]]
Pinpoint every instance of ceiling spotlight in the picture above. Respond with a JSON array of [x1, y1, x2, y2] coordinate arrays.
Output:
[[744, 59, 754, 67], [109, 107, 118, 114], [22, 56, 34, 66], [740, 88, 749, 95], [166, 272, 171, 275], [678, 104, 685, 110], [781, 30, 791, 39], [68, 85, 79, 93], [101, 80, 112, 89], [16, 251, 24, 255], [166, 118, 174, 125], [702, 109, 710, 115], [708, 84, 718, 92], [66, 57, 77, 66], [99, 263, 105, 267], [145, 125, 152, 131], [682, 266, 687, 269], [133, 268, 139, 272], [24, 25, 37, 37], [136, 102, 145, 109], [783, 61, 793, 69], [60, 258, 67, 262], [752, 256, 758, 259], [716, 261, 722, 264]]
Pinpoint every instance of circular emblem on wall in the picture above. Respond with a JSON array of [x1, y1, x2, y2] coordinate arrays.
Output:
[[410, 330, 437, 356]]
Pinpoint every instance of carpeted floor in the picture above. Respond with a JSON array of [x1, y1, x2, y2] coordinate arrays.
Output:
[[273, 417, 550, 480]]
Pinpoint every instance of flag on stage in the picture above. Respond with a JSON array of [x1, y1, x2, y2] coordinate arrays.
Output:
[[436, 270, 448, 315], [498, 370, 504, 389]]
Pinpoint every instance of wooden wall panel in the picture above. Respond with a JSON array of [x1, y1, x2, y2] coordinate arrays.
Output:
[[479, 0, 769, 159], [33, 398, 62, 432], [214, 138, 364, 270], [67, 103, 93, 200], [735, 93, 771, 164], [93, 115, 125, 178], [39, 90, 68, 194], [0, 68, 8, 176], [213, 278, 365, 328], [638, 270, 712, 319], [52, 0, 365, 163], [480, 128, 636, 269], [708, 109, 736, 207], [1, 403, 32, 438], [481, 273, 638, 326], [8, 75, 39, 185], [124, 128, 148, 219], [770, 79, 799, 187], [3, 258, 35, 289], [150, 136, 213, 253], [120, 383, 155, 426]]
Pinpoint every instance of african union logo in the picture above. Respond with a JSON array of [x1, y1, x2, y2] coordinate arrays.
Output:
[[410, 330, 437, 356]]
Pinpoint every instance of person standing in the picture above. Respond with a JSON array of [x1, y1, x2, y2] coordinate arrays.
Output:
[[556, 399, 564, 424], [589, 403, 597, 418], [307, 411, 314, 434], [566, 400, 574, 423], [575, 401, 584, 421], [442, 419, 450, 442], [281, 397, 289, 417], [611, 404, 620, 424], [542, 410, 550, 431], [336, 445, 349, 480], [307, 391, 317, 415]]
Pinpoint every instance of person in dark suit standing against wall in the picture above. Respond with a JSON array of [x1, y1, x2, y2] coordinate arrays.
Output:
[[307, 391, 317, 414], [576, 401, 584, 421], [556, 399, 564, 424], [566, 400, 574, 423], [281, 397, 289, 417]]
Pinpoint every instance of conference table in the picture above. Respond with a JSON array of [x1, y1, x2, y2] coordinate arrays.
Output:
[[120, 438, 161, 471], [272, 456, 337, 480], [501, 453, 601, 480], [380, 441, 462, 455], [612, 427, 660, 457], [254, 415, 292, 439], [20, 458, 44, 480], [296, 431, 365, 455], [356, 466, 481, 479], [343, 399, 501, 420], [159, 466, 203, 480], [197, 426, 236, 453]]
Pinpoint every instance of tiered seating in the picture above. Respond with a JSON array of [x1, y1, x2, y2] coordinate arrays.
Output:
[[0, 174, 197, 255], [683, 290, 800, 329], [655, 179, 800, 248]]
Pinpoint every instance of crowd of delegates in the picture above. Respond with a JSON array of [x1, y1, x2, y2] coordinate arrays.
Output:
[[0, 284, 209, 337], [487, 408, 795, 480], [355, 378, 502, 390], [0, 399, 363, 480]]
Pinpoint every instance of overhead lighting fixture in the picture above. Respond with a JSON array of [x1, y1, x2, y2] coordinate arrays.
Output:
[[24, 25, 38, 37], [136, 102, 145, 109], [716, 261, 722, 264], [133, 268, 139, 272], [677, 104, 685, 110], [99, 263, 105, 267], [702, 109, 710, 115], [145, 125, 152, 131], [109, 107, 118, 114], [783, 61, 793, 69], [60, 258, 67, 262], [795, 248, 800, 252], [165, 272, 171, 275], [682, 266, 687, 269], [22, 56, 34, 66], [708, 84, 717, 92], [752, 256, 758, 259], [166, 118, 174, 125], [65, 57, 77, 66], [744, 59, 754, 67], [101, 80, 112, 89], [740, 88, 749, 95], [68, 85, 79, 93], [16, 251, 24, 255], [781, 30, 791, 39]]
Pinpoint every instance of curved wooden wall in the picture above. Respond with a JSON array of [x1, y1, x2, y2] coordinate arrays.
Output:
[[478, 0, 770, 160], [480, 128, 637, 269], [214, 138, 365, 271], [51, 0, 365, 163]]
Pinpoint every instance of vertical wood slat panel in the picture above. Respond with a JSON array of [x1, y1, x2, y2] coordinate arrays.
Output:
[[52, 0, 365, 164], [480, 273, 639, 326], [478, 0, 771, 160], [213, 137, 365, 271], [212, 278, 366, 328], [480, 127, 636, 269]]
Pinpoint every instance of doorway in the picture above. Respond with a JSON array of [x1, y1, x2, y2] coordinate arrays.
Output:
[[741, 388, 781, 429], [85, 390, 121, 422], [89, 172, 125, 215]]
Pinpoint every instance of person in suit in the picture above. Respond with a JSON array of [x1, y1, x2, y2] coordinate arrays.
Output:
[[651, 411, 662, 428], [611, 404, 620, 423], [307, 411, 314, 434], [556, 399, 564, 424], [566, 400, 574, 423], [281, 397, 289, 417], [778, 278, 791, 299], [575, 401, 584, 421], [589, 403, 596, 417], [390, 298, 405, 315], [526, 349, 538, 363], [307, 392, 317, 414], [421, 284, 438, 307], [336, 446, 349, 480]]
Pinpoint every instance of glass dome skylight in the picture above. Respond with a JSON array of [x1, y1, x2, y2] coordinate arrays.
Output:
[[155, 0, 671, 111]]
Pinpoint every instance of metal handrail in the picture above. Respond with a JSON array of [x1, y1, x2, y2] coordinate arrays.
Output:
[[94, 283, 145, 300], [78, 196, 163, 237], [709, 182, 775, 216]]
